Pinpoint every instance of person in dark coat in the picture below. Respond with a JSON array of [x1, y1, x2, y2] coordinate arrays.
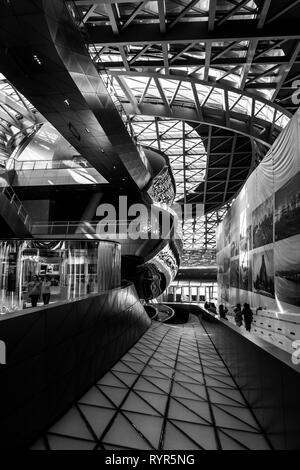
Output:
[[234, 303, 243, 327], [242, 302, 253, 332], [219, 304, 228, 320]]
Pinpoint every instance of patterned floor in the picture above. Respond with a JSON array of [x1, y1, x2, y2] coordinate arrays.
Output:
[[31, 316, 271, 450]]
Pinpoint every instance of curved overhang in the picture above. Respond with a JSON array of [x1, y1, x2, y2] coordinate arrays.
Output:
[[0, 0, 151, 190], [106, 71, 291, 146]]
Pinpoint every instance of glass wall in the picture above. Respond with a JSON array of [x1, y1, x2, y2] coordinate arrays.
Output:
[[0, 239, 120, 314], [160, 280, 218, 303]]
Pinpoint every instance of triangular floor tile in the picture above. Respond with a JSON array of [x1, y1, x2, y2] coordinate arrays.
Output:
[[122, 392, 160, 415], [168, 398, 209, 425], [212, 405, 258, 432], [175, 397, 212, 423], [172, 383, 203, 400], [181, 383, 207, 399], [124, 411, 163, 448], [78, 387, 114, 408], [171, 420, 218, 450], [134, 377, 165, 394], [102, 414, 152, 449], [48, 408, 95, 441], [216, 404, 259, 430], [220, 429, 270, 450], [124, 362, 145, 374], [147, 377, 171, 393], [114, 371, 138, 387], [154, 367, 174, 378], [174, 371, 200, 385], [163, 422, 202, 450], [47, 435, 95, 450], [112, 362, 136, 374], [208, 387, 245, 405], [219, 430, 248, 450], [97, 372, 127, 388], [143, 366, 171, 379], [136, 391, 168, 415], [102, 444, 130, 450], [205, 376, 235, 388], [101, 386, 128, 407], [79, 404, 115, 438]]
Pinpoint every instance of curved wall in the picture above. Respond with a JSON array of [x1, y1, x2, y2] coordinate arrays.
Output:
[[0, 282, 150, 450], [0, 239, 121, 313]]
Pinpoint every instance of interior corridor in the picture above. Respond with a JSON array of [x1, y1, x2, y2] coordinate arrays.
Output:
[[31, 316, 271, 450]]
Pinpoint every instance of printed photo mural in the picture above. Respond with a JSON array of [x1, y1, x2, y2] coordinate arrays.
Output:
[[275, 236, 300, 307], [253, 196, 273, 249], [230, 258, 239, 289], [216, 109, 300, 313], [253, 249, 275, 298], [216, 244, 230, 303], [275, 171, 300, 242], [230, 226, 240, 258], [240, 251, 252, 292]]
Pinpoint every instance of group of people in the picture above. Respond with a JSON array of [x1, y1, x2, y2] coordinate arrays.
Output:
[[205, 300, 254, 332], [233, 303, 253, 332], [27, 275, 52, 308]]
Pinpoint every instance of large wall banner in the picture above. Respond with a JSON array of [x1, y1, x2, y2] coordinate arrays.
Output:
[[216, 109, 300, 314]]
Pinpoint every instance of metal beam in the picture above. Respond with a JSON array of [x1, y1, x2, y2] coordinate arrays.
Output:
[[203, 126, 212, 208], [105, 3, 119, 34], [266, 0, 300, 24], [129, 44, 151, 64], [204, 43, 212, 81], [121, 1, 146, 30], [86, 20, 300, 46], [245, 63, 280, 86], [273, 41, 300, 99], [109, 70, 291, 118], [257, 0, 272, 28], [168, 0, 200, 30], [158, 0, 166, 33], [216, 0, 252, 27], [96, 55, 292, 68], [123, 101, 280, 146], [162, 43, 169, 73], [208, 0, 217, 31], [118, 45, 130, 70], [223, 135, 237, 203]]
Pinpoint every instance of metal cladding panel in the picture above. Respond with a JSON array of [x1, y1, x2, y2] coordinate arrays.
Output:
[[0, 0, 151, 190]]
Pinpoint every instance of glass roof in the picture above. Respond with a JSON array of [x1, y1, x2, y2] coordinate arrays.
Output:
[[102, 73, 290, 131], [131, 115, 224, 250], [131, 116, 207, 203], [0, 74, 38, 165]]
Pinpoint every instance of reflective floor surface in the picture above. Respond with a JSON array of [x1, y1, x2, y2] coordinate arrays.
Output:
[[31, 316, 271, 450]]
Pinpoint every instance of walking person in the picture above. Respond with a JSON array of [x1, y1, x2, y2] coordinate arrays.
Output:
[[234, 303, 243, 327], [42, 275, 51, 305], [242, 302, 253, 332], [27, 275, 41, 308], [219, 304, 228, 320]]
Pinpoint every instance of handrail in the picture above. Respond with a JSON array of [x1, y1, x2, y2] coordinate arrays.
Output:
[[30, 217, 169, 237], [1, 186, 32, 229], [10, 158, 92, 171]]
